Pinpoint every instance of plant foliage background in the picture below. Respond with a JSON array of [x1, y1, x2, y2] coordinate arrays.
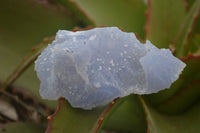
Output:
[[0, 0, 200, 133]]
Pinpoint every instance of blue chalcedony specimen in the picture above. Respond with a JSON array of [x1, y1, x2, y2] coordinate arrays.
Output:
[[35, 27, 186, 109]]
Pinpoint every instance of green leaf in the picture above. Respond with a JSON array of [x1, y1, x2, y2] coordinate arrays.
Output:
[[173, 0, 200, 57], [0, 0, 81, 108], [46, 98, 120, 133], [0, 37, 54, 90], [141, 98, 200, 133], [144, 55, 200, 114], [47, 96, 147, 133], [48, 96, 147, 133], [103, 95, 147, 133], [146, 0, 186, 48], [144, 0, 200, 114], [49, 0, 95, 27], [180, 6, 200, 55], [0, 122, 45, 133], [183, 33, 200, 56], [61, 0, 147, 40]]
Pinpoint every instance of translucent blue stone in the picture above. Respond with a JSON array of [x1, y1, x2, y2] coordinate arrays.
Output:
[[35, 27, 186, 109]]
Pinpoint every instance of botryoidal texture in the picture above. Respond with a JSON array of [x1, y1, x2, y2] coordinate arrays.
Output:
[[35, 27, 186, 109]]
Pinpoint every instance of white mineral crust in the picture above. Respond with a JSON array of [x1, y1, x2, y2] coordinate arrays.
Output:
[[35, 27, 186, 109]]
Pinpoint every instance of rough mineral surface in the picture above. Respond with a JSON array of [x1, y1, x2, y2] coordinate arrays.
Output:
[[35, 27, 186, 109]]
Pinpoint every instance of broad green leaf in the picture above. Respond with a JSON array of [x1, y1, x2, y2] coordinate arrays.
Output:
[[47, 95, 147, 133], [0, 0, 82, 108], [141, 98, 200, 133], [146, 0, 186, 48], [46, 98, 111, 133], [0, 122, 45, 133], [103, 95, 147, 133], [55, 0, 147, 39], [144, 55, 200, 114]]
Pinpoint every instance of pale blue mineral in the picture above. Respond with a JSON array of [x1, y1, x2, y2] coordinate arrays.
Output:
[[35, 27, 186, 109]]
